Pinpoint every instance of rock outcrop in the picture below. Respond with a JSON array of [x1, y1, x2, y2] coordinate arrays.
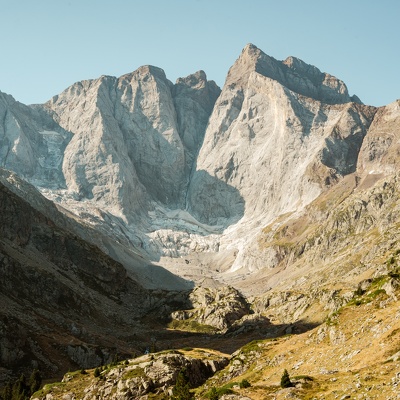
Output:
[[171, 286, 251, 331], [357, 99, 400, 177], [32, 350, 228, 400], [186, 44, 375, 273]]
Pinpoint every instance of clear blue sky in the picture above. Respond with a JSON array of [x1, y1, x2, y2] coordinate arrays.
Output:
[[0, 0, 398, 106]]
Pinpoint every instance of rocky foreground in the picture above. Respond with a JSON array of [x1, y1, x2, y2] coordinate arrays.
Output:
[[31, 264, 400, 399]]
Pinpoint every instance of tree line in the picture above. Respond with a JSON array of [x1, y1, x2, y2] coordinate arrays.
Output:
[[0, 370, 42, 400]]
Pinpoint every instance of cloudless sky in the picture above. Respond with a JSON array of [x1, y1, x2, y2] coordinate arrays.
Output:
[[0, 0, 398, 106]]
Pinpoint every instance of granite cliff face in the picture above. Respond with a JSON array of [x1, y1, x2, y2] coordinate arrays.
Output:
[[0, 44, 377, 268], [0, 92, 71, 187], [187, 44, 375, 231], [43, 67, 220, 218]]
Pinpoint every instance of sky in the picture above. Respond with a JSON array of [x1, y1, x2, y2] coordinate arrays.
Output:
[[0, 0, 399, 106]]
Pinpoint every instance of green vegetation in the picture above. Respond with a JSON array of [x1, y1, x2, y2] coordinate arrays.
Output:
[[207, 386, 219, 400], [31, 382, 65, 399], [205, 385, 233, 398], [292, 375, 314, 381], [280, 369, 293, 388], [214, 386, 233, 396], [240, 339, 263, 354], [366, 289, 386, 299], [325, 311, 340, 326], [168, 319, 217, 334], [1, 370, 42, 400], [171, 368, 192, 400], [239, 378, 251, 388], [122, 367, 145, 380], [205, 379, 252, 399]]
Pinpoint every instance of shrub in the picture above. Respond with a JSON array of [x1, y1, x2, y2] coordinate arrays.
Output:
[[239, 379, 251, 388], [208, 386, 219, 400]]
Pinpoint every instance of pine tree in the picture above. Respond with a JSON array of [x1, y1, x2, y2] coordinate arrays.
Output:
[[171, 369, 192, 400], [280, 369, 293, 388], [28, 369, 42, 395], [1, 382, 12, 400], [12, 374, 28, 400]]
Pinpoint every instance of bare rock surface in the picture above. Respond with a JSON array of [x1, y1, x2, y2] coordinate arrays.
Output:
[[32, 351, 229, 400], [171, 286, 251, 331], [44, 66, 220, 217], [186, 44, 375, 273]]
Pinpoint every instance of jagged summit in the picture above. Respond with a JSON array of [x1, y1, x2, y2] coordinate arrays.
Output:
[[230, 43, 360, 104], [120, 64, 169, 83], [0, 90, 17, 104]]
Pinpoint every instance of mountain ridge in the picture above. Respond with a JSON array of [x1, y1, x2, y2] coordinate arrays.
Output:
[[0, 43, 389, 275]]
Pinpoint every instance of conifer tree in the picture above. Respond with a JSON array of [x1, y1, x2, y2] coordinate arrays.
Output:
[[29, 369, 42, 395], [12, 374, 28, 400], [1, 382, 12, 400], [171, 368, 192, 400], [280, 369, 293, 388]]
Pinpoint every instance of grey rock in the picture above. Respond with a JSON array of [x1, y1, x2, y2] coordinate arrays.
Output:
[[357, 100, 400, 177], [171, 286, 250, 331], [0, 91, 71, 187], [186, 43, 375, 250]]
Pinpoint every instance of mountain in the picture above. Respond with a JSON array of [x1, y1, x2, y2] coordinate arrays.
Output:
[[186, 44, 375, 270], [0, 44, 378, 272], [1, 43, 400, 397], [0, 169, 196, 382]]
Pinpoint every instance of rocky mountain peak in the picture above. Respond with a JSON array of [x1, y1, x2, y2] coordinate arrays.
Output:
[[2, 44, 400, 396], [121, 65, 169, 84], [176, 69, 207, 86], [0, 90, 16, 105], [228, 43, 357, 105]]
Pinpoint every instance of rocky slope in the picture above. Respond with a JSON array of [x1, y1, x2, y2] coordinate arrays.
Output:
[[0, 169, 270, 386], [0, 169, 196, 383]]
